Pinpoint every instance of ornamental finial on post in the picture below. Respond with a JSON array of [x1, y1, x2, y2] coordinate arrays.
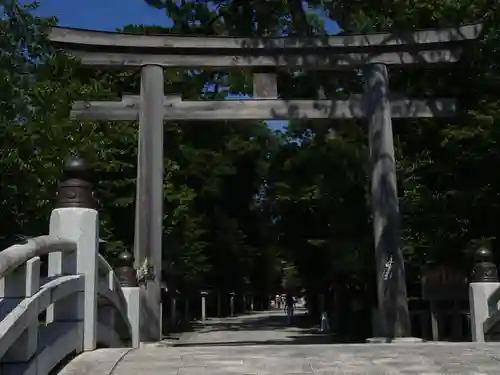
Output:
[[115, 251, 138, 287], [471, 246, 498, 282], [56, 157, 96, 209]]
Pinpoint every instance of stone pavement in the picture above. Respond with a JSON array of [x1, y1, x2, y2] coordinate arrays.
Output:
[[173, 308, 333, 346], [59, 309, 500, 375]]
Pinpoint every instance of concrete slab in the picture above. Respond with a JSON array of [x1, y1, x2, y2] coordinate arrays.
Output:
[[58, 310, 500, 375], [112, 343, 500, 374], [56, 348, 132, 375]]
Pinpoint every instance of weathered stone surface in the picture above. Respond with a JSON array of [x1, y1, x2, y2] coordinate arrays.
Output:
[[108, 342, 500, 375], [56, 348, 132, 375], [113, 343, 500, 375], [58, 310, 500, 375]]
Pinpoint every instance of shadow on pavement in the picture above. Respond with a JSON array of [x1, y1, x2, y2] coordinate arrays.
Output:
[[173, 337, 332, 347], [173, 310, 334, 347], [199, 311, 314, 333]]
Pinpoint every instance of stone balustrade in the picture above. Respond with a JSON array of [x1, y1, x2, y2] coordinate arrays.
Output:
[[469, 246, 500, 342], [0, 157, 140, 375]]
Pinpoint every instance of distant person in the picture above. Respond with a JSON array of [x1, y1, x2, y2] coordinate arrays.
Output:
[[275, 293, 281, 309], [285, 293, 295, 324]]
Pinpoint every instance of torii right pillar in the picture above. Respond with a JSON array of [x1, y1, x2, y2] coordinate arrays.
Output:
[[364, 63, 411, 339]]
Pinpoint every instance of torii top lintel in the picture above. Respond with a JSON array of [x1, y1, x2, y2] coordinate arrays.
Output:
[[49, 23, 483, 69]]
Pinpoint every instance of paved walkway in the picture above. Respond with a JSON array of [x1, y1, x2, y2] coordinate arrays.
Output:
[[60, 309, 500, 375], [173, 308, 332, 346]]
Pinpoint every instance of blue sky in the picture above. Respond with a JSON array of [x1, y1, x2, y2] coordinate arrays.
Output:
[[32, 0, 173, 30], [32, 0, 339, 32], [30, 0, 339, 131]]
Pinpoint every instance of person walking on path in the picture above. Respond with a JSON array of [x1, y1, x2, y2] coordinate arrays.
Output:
[[275, 293, 282, 309]]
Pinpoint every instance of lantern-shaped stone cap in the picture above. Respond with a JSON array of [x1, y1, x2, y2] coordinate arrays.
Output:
[[56, 156, 95, 208], [200, 291, 208, 296], [229, 292, 236, 296], [471, 246, 498, 283], [114, 250, 138, 287]]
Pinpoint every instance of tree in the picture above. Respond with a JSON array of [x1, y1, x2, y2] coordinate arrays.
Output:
[[5, 0, 500, 334]]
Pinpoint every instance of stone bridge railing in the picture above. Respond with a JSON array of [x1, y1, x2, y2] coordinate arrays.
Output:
[[469, 246, 500, 342], [0, 158, 140, 375]]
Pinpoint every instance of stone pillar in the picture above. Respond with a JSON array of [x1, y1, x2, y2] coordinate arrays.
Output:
[[200, 291, 208, 321], [229, 292, 236, 317], [48, 157, 99, 351], [171, 291, 178, 327], [364, 64, 410, 338], [470, 247, 500, 342], [429, 301, 439, 341], [115, 251, 140, 348], [134, 64, 164, 342], [249, 294, 254, 311], [1, 258, 40, 362]]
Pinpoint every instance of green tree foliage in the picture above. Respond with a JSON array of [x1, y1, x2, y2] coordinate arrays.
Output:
[[2, 0, 500, 325], [0, 1, 281, 300]]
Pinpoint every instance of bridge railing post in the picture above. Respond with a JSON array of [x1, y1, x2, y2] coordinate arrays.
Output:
[[115, 251, 140, 348], [1, 257, 41, 362], [469, 247, 500, 342], [48, 157, 99, 351]]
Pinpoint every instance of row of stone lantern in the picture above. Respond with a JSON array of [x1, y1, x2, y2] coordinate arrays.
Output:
[[168, 290, 253, 324], [197, 291, 239, 321]]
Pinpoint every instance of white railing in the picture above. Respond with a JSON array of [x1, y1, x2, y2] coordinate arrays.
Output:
[[0, 205, 140, 375], [469, 247, 500, 342]]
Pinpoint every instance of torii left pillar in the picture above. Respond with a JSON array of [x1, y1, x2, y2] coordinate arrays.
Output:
[[134, 64, 164, 341]]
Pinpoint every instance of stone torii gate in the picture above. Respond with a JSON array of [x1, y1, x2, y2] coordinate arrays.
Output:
[[49, 23, 482, 341]]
